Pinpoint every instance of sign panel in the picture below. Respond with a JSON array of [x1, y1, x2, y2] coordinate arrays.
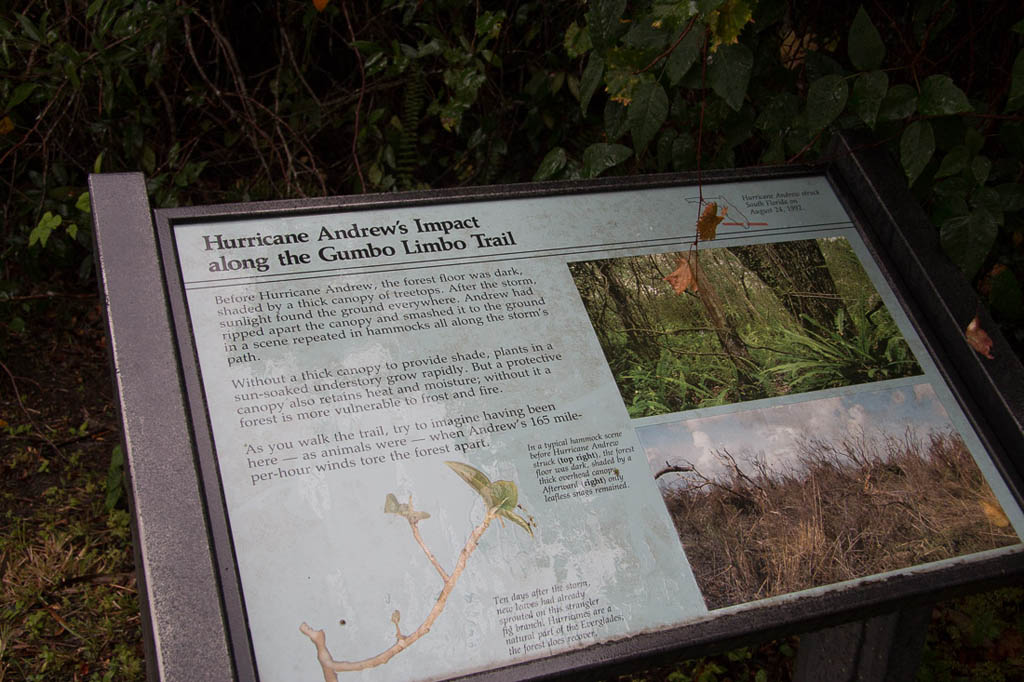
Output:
[[162, 173, 1022, 681]]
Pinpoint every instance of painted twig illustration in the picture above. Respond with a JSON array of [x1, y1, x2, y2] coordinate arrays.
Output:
[[300, 461, 534, 681]]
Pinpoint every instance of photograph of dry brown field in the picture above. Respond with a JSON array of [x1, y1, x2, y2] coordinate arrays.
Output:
[[568, 237, 923, 417], [636, 385, 1021, 610]]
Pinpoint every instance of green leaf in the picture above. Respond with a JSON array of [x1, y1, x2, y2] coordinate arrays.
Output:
[[498, 508, 534, 537], [484, 480, 518, 511], [995, 183, 1024, 212], [604, 100, 629, 141], [934, 145, 968, 179], [16, 13, 42, 42], [580, 54, 605, 113], [708, 43, 753, 111], [29, 211, 62, 248], [848, 6, 885, 71], [1007, 49, 1024, 112], [586, 0, 627, 51], [76, 191, 91, 214], [446, 461, 492, 495], [581, 143, 633, 178], [564, 22, 592, 59], [918, 75, 972, 116], [665, 28, 703, 86], [970, 155, 991, 186], [66, 223, 78, 239], [624, 20, 669, 51], [900, 120, 934, 187], [6, 83, 37, 111], [849, 71, 888, 129], [806, 74, 849, 132], [104, 445, 125, 512], [940, 208, 998, 279], [877, 84, 918, 121], [534, 147, 567, 181], [628, 81, 669, 154], [697, 0, 726, 14]]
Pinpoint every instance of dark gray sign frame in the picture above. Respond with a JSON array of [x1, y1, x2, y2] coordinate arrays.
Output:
[[90, 133, 1024, 682]]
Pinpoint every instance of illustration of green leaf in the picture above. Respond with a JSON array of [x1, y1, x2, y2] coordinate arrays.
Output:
[[384, 493, 401, 514], [446, 461, 492, 496], [484, 480, 518, 512], [498, 508, 534, 537]]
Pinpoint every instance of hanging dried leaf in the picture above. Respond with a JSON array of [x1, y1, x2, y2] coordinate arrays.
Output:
[[313, 0, 329, 12], [697, 202, 726, 241], [665, 257, 698, 294], [965, 315, 994, 359]]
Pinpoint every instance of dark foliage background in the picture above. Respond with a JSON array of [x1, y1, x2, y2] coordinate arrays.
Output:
[[2, 1, 1023, 680]]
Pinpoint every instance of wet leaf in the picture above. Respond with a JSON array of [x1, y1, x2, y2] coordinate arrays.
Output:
[[697, 202, 726, 241], [934, 145, 968, 179], [1008, 49, 1024, 112], [580, 54, 604, 113], [628, 81, 669, 154], [586, 0, 627, 51], [850, 71, 888, 129], [709, 43, 753, 111], [900, 120, 934, 187], [665, 257, 698, 294], [918, 75, 972, 116], [446, 461, 492, 495], [533, 147, 567, 181], [581, 142, 632, 179], [966, 316, 995, 359], [848, 6, 885, 71], [666, 28, 703, 86], [878, 84, 918, 121], [806, 74, 849, 132], [940, 207, 997, 279]]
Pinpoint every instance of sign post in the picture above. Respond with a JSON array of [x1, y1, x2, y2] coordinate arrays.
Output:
[[91, 139, 1024, 681]]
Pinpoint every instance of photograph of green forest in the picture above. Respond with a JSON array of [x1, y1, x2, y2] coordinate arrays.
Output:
[[568, 236, 922, 417], [637, 384, 1021, 610]]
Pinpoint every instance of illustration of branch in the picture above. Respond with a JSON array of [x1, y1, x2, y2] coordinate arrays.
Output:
[[300, 461, 534, 680]]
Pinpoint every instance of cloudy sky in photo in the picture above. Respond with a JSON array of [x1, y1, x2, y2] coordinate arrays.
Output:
[[636, 383, 954, 481]]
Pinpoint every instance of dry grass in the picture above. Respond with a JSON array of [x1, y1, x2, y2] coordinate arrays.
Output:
[[662, 429, 1020, 610]]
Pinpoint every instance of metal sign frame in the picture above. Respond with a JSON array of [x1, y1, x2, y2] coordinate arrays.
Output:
[[90, 133, 1024, 682]]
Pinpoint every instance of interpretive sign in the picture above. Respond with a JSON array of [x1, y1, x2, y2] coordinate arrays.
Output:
[[91, 145, 1024, 682]]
